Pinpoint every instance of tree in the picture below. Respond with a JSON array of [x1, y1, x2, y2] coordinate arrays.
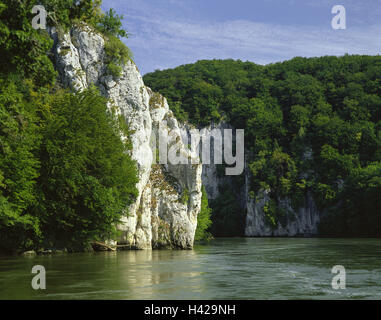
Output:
[[195, 186, 212, 242], [0, 78, 41, 253], [35, 88, 138, 250], [320, 162, 381, 236], [97, 8, 128, 38]]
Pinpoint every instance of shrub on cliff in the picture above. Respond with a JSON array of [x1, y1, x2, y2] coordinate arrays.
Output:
[[195, 186, 213, 242], [104, 35, 133, 78], [96, 8, 128, 38]]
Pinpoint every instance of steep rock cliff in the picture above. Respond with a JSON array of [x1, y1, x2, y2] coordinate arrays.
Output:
[[50, 24, 202, 249], [180, 122, 235, 201], [244, 157, 321, 237], [244, 190, 320, 237], [197, 123, 321, 237]]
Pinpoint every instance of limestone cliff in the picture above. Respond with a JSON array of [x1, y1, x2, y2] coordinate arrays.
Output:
[[50, 24, 202, 249], [180, 122, 236, 201], [244, 190, 320, 237], [244, 149, 321, 237], [198, 124, 321, 237], [49, 23, 320, 242]]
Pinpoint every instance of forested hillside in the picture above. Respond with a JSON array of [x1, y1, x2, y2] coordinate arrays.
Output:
[[0, 0, 139, 254], [144, 57, 381, 237]]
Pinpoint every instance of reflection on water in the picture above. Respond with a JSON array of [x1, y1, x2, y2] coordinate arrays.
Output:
[[0, 238, 380, 300]]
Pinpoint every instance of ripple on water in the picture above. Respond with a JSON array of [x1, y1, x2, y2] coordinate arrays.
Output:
[[0, 238, 380, 300]]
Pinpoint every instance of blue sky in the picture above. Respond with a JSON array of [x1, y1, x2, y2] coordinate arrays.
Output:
[[101, 0, 381, 75]]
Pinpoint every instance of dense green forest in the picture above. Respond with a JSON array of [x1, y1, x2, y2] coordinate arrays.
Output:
[[0, 0, 141, 254], [144, 58, 381, 237]]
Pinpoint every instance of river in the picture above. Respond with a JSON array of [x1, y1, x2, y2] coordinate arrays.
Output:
[[0, 238, 380, 300]]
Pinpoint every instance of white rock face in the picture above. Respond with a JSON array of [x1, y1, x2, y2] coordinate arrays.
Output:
[[51, 25, 202, 249], [244, 161, 320, 237], [180, 122, 234, 200], [244, 190, 320, 237], [201, 123, 234, 200]]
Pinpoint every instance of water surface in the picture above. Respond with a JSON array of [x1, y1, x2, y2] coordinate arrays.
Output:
[[0, 238, 380, 300]]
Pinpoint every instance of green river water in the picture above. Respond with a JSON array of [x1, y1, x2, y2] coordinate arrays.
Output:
[[0, 238, 380, 300]]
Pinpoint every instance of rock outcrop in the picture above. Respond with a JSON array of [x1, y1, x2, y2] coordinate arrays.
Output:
[[197, 123, 321, 237], [244, 190, 320, 237], [180, 122, 235, 201], [244, 149, 321, 237], [50, 24, 202, 249]]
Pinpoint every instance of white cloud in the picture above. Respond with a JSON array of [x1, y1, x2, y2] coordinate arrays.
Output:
[[104, 0, 381, 74]]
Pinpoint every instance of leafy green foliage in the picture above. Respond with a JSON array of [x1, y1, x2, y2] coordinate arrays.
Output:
[[195, 186, 213, 242], [97, 8, 128, 38], [93, 6, 132, 78], [0, 1, 138, 253], [0, 78, 138, 253], [144, 57, 381, 236], [0, 77, 41, 252], [0, 0, 57, 86], [144, 60, 260, 127], [34, 88, 138, 250], [180, 188, 189, 205], [38, 0, 103, 30], [319, 162, 381, 236], [104, 35, 133, 78], [0, 0, 131, 84]]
